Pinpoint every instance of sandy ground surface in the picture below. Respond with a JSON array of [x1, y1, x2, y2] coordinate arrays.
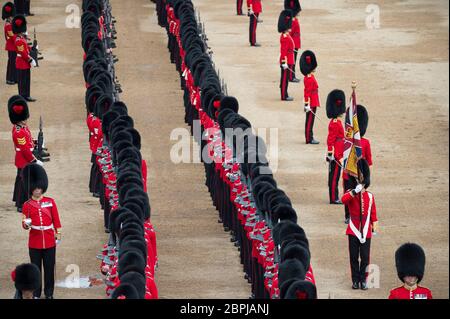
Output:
[[0, 0, 448, 299], [192, 0, 449, 299]]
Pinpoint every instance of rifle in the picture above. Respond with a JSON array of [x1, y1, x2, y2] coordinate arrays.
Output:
[[30, 28, 43, 67], [34, 116, 50, 162]]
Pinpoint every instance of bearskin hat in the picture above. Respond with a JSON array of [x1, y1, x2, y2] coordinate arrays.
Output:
[[357, 158, 371, 189], [284, 0, 301, 16], [219, 96, 239, 113], [300, 50, 317, 76], [357, 104, 369, 137], [12, 15, 26, 34], [120, 239, 147, 259], [273, 204, 298, 224], [283, 280, 317, 299], [118, 271, 146, 299], [278, 10, 293, 33], [280, 243, 310, 266], [118, 250, 146, 277], [14, 263, 41, 291], [85, 85, 103, 114], [273, 220, 306, 247], [111, 101, 128, 115], [326, 89, 346, 119], [109, 207, 142, 234], [2, 2, 15, 20], [22, 163, 48, 195], [278, 259, 307, 286], [8, 95, 29, 124], [395, 243, 426, 283], [94, 94, 113, 119], [111, 283, 139, 299]]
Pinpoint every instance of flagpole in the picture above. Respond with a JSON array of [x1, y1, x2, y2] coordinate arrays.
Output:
[[352, 81, 364, 241]]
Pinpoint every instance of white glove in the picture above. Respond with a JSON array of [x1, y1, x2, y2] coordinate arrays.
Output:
[[326, 153, 334, 162], [354, 184, 364, 194], [281, 63, 288, 70], [30, 58, 37, 67], [35, 160, 44, 166], [248, 9, 254, 16], [304, 105, 311, 112]]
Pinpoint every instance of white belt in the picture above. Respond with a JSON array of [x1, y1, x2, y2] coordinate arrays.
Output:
[[16, 148, 34, 152], [31, 224, 54, 231]]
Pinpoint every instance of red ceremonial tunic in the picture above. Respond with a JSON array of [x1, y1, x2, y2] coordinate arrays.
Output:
[[327, 118, 345, 160], [4, 21, 16, 51], [342, 191, 377, 239], [361, 137, 372, 166], [290, 17, 301, 49], [389, 286, 433, 299], [304, 74, 320, 107], [15, 35, 31, 70], [12, 124, 35, 169], [89, 116, 103, 154], [22, 197, 62, 249], [280, 33, 295, 65], [142, 159, 148, 193], [247, 0, 262, 14]]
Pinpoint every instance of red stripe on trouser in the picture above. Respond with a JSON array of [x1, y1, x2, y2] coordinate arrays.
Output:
[[237, 0, 243, 14], [331, 162, 339, 201], [252, 14, 257, 44], [289, 65, 294, 80], [306, 112, 313, 142]]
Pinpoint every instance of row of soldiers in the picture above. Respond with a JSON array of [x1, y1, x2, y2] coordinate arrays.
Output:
[[156, 0, 316, 299], [81, 0, 158, 299]]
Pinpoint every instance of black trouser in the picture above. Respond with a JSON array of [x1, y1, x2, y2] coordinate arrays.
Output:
[[328, 160, 341, 202], [236, 0, 243, 15], [13, 168, 28, 209], [25, 0, 30, 14], [17, 68, 31, 98], [280, 66, 289, 100], [29, 247, 56, 298], [305, 107, 316, 143], [290, 50, 298, 80], [348, 235, 371, 284], [249, 13, 258, 45], [7, 51, 17, 83], [14, 0, 29, 14]]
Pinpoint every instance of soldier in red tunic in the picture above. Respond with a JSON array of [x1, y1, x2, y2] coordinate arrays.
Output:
[[21, 163, 61, 299], [8, 95, 41, 212], [12, 15, 36, 102], [341, 159, 379, 290], [278, 10, 294, 101], [326, 90, 346, 204], [247, 0, 262, 47], [300, 50, 320, 144], [344, 104, 371, 223], [3, 2, 17, 84], [389, 243, 433, 299], [284, 0, 301, 82]]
